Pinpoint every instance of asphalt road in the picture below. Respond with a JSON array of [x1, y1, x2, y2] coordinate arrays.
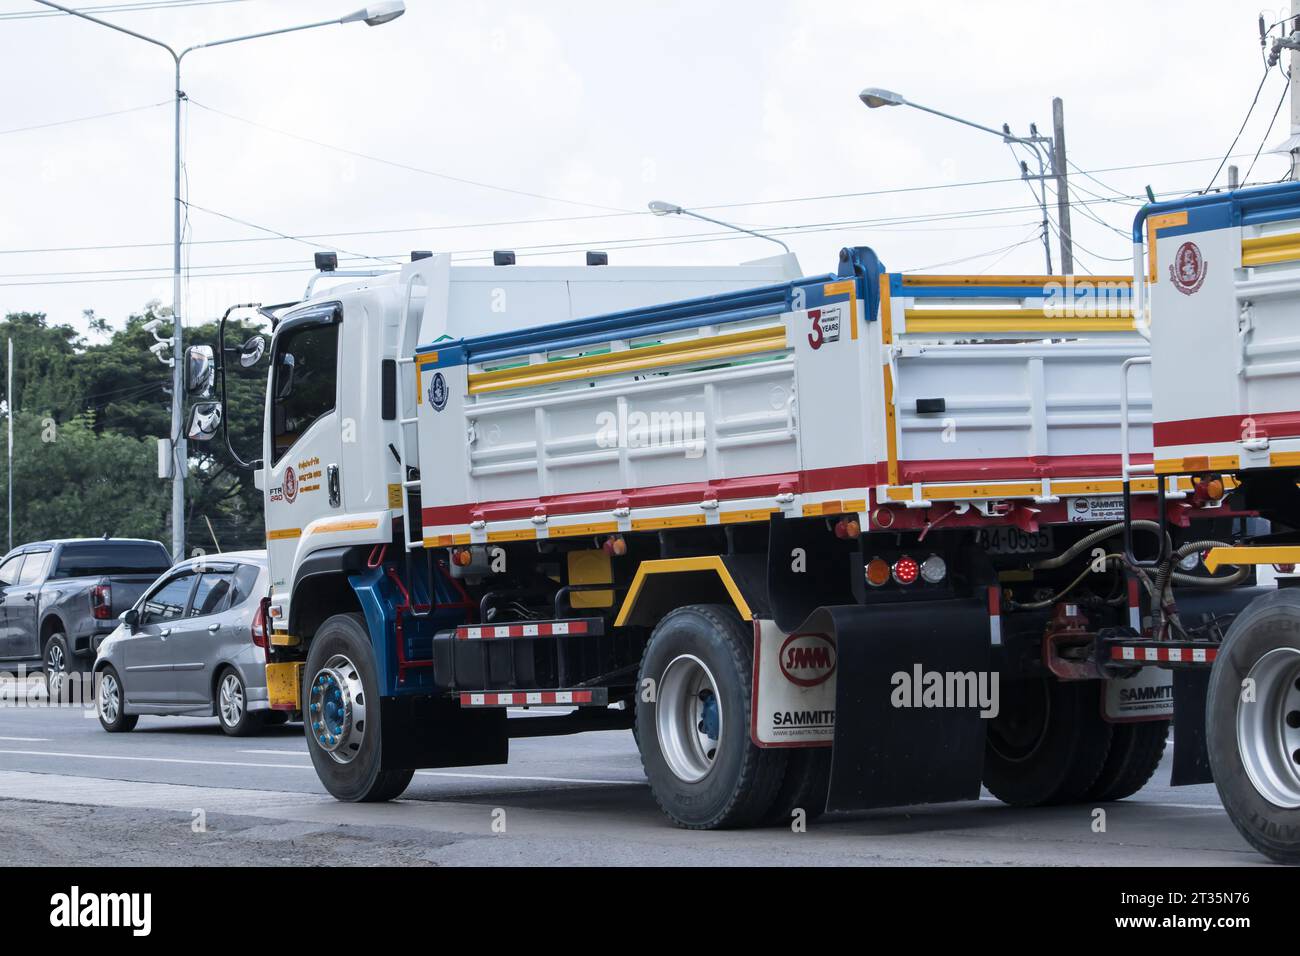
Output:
[[0, 681, 1272, 866]]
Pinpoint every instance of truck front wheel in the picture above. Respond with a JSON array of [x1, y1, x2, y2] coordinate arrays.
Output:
[[303, 613, 414, 803], [635, 605, 786, 829], [1207, 589, 1300, 864]]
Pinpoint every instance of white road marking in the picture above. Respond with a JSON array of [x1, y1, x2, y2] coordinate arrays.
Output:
[[415, 770, 641, 786], [0, 736, 50, 742], [240, 749, 307, 756], [0, 748, 642, 786]]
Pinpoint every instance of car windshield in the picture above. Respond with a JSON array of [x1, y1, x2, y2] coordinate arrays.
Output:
[[51, 542, 171, 578]]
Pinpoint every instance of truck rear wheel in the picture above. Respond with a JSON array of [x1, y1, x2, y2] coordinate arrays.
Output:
[[303, 613, 414, 803], [760, 748, 831, 827], [983, 677, 1112, 807], [1085, 720, 1169, 802], [635, 605, 786, 829], [1207, 589, 1300, 864]]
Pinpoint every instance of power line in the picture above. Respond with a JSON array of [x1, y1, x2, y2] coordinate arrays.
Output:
[[1244, 70, 1292, 184], [188, 99, 636, 215], [0, 99, 170, 136], [1204, 67, 1273, 192], [0, 0, 249, 19]]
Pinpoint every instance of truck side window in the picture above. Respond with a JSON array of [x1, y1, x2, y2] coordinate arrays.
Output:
[[0, 555, 23, 588], [17, 550, 50, 585], [271, 319, 339, 465]]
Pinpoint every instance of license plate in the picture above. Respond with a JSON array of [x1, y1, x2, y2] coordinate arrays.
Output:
[[976, 527, 1055, 555]]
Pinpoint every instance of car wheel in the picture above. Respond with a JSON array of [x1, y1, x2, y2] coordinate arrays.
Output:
[[216, 668, 265, 737], [43, 634, 80, 701], [97, 666, 138, 733]]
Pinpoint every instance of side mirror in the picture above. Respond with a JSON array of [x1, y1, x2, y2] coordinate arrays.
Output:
[[186, 401, 223, 441], [120, 608, 138, 631], [185, 345, 214, 397], [239, 335, 266, 369]]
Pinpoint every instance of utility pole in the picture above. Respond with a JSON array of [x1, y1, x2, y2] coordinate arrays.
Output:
[[1051, 98, 1073, 275], [7, 338, 12, 554], [1292, 0, 1300, 180]]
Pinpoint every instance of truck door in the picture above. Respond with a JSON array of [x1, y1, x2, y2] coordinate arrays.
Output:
[[0, 553, 25, 660], [7, 548, 51, 661], [264, 303, 343, 612]]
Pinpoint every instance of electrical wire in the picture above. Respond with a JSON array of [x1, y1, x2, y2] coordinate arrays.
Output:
[[0, 99, 170, 136], [0, 0, 249, 19], [1244, 69, 1292, 183], [1204, 67, 1273, 191]]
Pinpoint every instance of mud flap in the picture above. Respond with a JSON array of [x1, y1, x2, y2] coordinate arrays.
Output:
[[1171, 668, 1213, 786], [805, 599, 992, 812], [380, 695, 508, 771]]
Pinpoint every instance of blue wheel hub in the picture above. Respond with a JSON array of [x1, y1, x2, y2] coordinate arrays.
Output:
[[698, 690, 720, 741], [308, 656, 366, 764]]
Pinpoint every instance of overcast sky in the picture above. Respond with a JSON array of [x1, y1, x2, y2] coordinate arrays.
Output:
[[0, 0, 1292, 336]]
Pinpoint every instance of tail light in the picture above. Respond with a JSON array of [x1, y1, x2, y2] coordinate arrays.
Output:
[[90, 584, 112, 620], [865, 557, 890, 587], [920, 554, 947, 584], [892, 556, 920, 585], [251, 596, 270, 658]]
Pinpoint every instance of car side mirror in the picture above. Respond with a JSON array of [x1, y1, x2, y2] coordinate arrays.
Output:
[[186, 402, 222, 441], [120, 608, 138, 631]]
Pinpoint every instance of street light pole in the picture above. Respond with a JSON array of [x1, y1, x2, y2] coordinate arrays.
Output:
[[30, 0, 405, 561], [647, 200, 792, 254], [859, 87, 1072, 275]]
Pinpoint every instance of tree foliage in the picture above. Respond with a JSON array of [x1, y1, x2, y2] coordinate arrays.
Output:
[[0, 306, 269, 555]]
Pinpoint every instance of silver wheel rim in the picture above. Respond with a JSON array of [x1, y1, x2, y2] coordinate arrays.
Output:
[[655, 654, 722, 783], [99, 672, 120, 724], [1238, 647, 1300, 808], [219, 672, 244, 728], [309, 654, 367, 765], [46, 642, 66, 697]]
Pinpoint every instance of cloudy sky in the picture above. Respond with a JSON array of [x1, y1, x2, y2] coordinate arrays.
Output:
[[0, 0, 1292, 336]]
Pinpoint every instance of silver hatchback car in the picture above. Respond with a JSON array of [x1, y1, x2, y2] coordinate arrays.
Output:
[[94, 550, 282, 736]]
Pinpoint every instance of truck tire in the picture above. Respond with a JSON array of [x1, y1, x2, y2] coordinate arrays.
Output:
[[303, 612, 414, 803], [1085, 720, 1169, 802], [635, 604, 787, 829], [983, 677, 1112, 807], [1206, 588, 1300, 864], [96, 665, 138, 733], [760, 747, 831, 827]]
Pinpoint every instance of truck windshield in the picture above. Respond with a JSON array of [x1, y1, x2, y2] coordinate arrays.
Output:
[[271, 317, 339, 465], [51, 542, 172, 578]]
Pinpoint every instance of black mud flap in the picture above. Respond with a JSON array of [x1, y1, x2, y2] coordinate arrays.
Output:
[[380, 695, 508, 771], [1171, 668, 1213, 786], [805, 599, 992, 812]]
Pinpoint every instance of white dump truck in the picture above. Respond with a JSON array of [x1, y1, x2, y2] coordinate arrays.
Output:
[[182, 223, 1272, 847]]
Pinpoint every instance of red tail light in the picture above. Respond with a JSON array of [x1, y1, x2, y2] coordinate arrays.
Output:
[[90, 584, 112, 620], [251, 597, 270, 658]]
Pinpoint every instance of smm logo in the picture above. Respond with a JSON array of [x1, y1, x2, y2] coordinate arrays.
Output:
[[779, 633, 836, 687], [50, 886, 151, 937]]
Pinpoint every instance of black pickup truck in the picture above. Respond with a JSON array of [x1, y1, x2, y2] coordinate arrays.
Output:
[[0, 538, 173, 692]]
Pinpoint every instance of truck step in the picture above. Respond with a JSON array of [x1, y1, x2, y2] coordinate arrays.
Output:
[[1109, 641, 1218, 666], [455, 618, 604, 640], [458, 688, 609, 707]]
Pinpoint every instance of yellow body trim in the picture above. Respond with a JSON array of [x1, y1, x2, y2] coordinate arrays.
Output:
[[882, 476, 1197, 503], [614, 556, 753, 627], [901, 274, 1132, 287], [903, 308, 1134, 334], [821, 279, 860, 341], [1241, 232, 1300, 267], [264, 662, 303, 711], [1204, 546, 1300, 573], [720, 508, 778, 524], [880, 277, 899, 486], [308, 518, 380, 535], [630, 514, 706, 531], [1147, 211, 1189, 281], [415, 353, 438, 405], [486, 528, 539, 542], [269, 632, 301, 647], [549, 521, 620, 538], [266, 528, 302, 541], [468, 326, 786, 394], [1154, 455, 1242, 475]]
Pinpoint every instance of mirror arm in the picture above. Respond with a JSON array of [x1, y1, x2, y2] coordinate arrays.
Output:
[[218, 304, 264, 472]]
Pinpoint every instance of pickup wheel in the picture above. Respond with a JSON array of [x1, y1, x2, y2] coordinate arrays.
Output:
[[1207, 589, 1300, 864], [303, 612, 414, 803], [43, 634, 85, 702], [216, 668, 265, 737], [983, 677, 1112, 807], [635, 604, 787, 829], [96, 666, 138, 733]]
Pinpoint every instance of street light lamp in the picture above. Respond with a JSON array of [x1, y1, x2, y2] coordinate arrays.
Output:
[[858, 86, 1072, 275], [648, 200, 792, 255], [31, 0, 405, 561]]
